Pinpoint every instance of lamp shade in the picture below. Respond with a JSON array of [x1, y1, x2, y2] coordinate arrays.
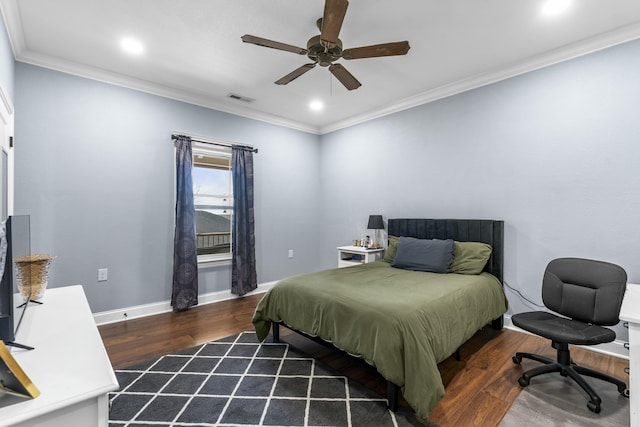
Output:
[[367, 215, 384, 230]]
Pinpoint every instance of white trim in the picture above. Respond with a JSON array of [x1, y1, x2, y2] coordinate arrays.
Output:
[[198, 254, 232, 268], [0, 0, 24, 58], [13, 49, 321, 135], [3, 4, 640, 136], [0, 82, 12, 122], [93, 294, 629, 360], [504, 314, 629, 360], [0, 81, 13, 115], [322, 22, 640, 134], [183, 132, 252, 153], [192, 143, 232, 158], [0, 81, 13, 218], [92, 280, 277, 326]]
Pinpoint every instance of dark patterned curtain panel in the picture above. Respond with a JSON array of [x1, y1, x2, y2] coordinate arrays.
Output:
[[231, 146, 257, 296], [172, 136, 198, 311]]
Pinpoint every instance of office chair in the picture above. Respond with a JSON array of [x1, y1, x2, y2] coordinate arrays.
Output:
[[511, 258, 629, 413]]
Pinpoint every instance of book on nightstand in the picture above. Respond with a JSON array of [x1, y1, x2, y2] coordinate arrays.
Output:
[[0, 340, 39, 399]]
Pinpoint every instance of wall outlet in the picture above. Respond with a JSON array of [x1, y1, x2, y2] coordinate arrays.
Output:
[[288, 249, 294, 259], [98, 268, 108, 282]]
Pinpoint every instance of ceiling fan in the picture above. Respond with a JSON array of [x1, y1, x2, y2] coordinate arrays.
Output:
[[241, 0, 410, 91]]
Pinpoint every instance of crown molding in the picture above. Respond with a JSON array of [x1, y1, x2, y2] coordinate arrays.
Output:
[[0, 0, 24, 58], [1, 2, 319, 133], [3, 0, 640, 136], [318, 22, 640, 134], [16, 50, 321, 135]]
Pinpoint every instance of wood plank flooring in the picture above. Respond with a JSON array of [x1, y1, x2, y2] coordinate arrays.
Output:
[[99, 293, 630, 426]]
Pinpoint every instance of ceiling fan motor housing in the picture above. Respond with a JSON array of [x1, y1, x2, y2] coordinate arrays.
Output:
[[307, 35, 342, 67]]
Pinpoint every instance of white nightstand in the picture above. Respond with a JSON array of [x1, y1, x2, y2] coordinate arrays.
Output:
[[337, 245, 384, 268]]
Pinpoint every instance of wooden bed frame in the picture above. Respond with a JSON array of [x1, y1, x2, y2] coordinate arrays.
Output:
[[272, 218, 505, 412]]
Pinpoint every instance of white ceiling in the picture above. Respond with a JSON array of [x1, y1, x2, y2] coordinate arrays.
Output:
[[2, 0, 640, 134]]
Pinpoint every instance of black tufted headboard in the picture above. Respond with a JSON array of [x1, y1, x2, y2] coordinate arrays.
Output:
[[387, 218, 504, 284]]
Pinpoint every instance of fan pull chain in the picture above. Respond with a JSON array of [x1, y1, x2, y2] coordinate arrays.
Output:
[[330, 73, 333, 97]]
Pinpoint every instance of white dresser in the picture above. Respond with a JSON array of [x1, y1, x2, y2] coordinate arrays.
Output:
[[620, 283, 640, 427], [0, 285, 118, 426]]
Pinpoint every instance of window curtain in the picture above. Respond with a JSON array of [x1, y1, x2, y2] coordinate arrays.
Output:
[[231, 146, 257, 296], [172, 135, 198, 311]]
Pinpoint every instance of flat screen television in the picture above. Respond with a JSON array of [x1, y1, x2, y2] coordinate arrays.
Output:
[[0, 215, 32, 349]]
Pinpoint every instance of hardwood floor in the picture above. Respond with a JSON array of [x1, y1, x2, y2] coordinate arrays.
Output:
[[99, 294, 630, 426]]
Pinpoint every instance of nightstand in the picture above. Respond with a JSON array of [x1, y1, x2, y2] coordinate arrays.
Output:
[[337, 245, 384, 268]]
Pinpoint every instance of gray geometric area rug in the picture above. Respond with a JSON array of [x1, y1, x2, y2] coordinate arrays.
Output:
[[108, 331, 423, 427], [499, 372, 630, 427]]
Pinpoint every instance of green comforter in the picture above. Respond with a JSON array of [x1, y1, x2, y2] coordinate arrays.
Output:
[[252, 261, 508, 421]]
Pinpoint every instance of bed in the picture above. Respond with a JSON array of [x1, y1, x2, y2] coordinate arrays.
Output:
[[252, 218, 508, 421]]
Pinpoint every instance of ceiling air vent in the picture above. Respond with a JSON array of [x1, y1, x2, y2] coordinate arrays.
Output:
[[227, 93, 255, 103]]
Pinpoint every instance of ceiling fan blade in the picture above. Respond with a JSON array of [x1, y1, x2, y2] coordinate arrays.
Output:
[[241, 34, 307, 55], [275, 63, 317, 85], [342, 41, 410, 60], [329, 63, 361, 91], [320, 0, 349, 46]]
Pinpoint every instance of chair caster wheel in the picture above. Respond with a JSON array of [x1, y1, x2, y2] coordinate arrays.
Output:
[[512, 355, 522, 364], [518, 376, 529, 387], [587, 401, 601, 413]]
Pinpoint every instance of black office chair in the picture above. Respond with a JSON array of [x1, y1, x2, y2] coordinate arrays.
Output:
[[511, 258, 629, 413]]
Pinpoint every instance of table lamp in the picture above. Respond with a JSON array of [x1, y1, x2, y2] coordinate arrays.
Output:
[[367, 215, 384, 249]]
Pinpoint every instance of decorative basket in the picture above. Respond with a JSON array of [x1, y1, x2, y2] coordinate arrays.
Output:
[[13, 254, 55, 301]]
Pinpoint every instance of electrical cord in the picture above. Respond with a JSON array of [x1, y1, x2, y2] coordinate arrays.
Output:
[[503, 280, 546, 309]]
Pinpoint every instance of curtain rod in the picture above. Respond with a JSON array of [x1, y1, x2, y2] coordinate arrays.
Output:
[[171, 133, 258, 153]]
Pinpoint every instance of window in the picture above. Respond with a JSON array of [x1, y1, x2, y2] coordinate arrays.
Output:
[[192, 143, 232, 263]]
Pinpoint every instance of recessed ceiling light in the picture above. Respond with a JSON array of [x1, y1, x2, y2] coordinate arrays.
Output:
[[309, 100, 324, 111], [541, 0, 572, 17], [120, 37, 144, 55]]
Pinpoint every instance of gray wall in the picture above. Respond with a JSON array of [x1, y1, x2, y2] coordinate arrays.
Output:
[[9, 26, 640, 344], [14, 63, 321, 312], [319, 39, 640, 341]]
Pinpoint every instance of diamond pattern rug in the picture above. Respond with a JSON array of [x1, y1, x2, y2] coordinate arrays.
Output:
[[108, 331, 422, 426]]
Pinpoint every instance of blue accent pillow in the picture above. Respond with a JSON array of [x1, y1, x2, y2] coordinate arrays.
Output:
[[391, 237, 455, 273]]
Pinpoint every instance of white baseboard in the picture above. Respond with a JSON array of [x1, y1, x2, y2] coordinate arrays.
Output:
[[93, 292, 629, 360], [93, 281, 277, 326], [504, 314, 629, 360]]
